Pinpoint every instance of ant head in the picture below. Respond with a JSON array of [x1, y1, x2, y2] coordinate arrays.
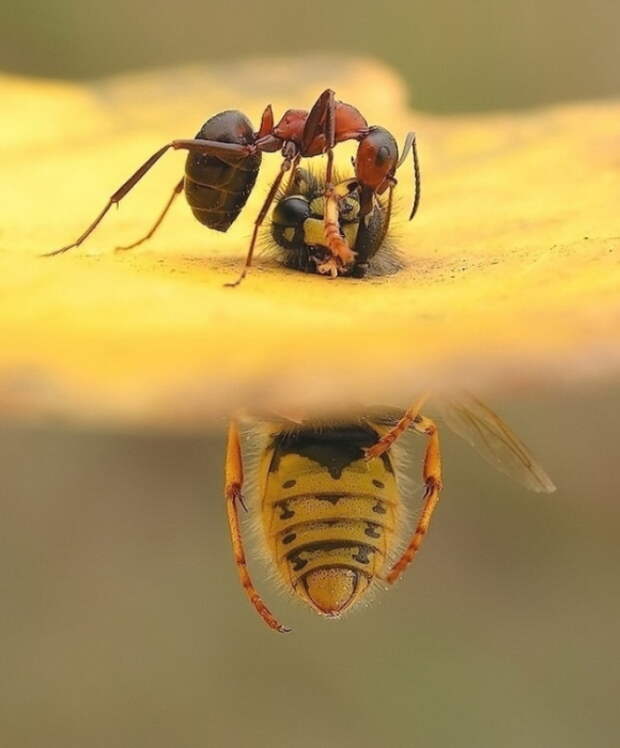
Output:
[[273, 109, 308, 144]]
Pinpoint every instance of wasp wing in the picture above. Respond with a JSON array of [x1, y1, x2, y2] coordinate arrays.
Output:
[[435, 393, 556, 494]]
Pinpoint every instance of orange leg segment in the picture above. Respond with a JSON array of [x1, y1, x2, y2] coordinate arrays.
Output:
[[321, 188, 357, 270], [364, 392, 431, 460], [224, 421, 290, 633], [385, 414, 442, 584], [363, 395, 443, 584]]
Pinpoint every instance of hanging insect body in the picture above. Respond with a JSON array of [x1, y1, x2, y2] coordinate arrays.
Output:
[[224, 394, 556, 633]]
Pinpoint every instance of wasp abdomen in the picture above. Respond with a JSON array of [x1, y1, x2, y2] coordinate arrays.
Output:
[[271, 496, 395, 615], [184, 110, 262, 232], [261, 423, 402, 617]]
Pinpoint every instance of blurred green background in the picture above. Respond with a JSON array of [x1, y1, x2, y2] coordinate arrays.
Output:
[[2, 0, 620, 112], [2, 388, 619, 747]]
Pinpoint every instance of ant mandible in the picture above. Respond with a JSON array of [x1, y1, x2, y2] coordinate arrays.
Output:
[[43, 89, 420, 286]]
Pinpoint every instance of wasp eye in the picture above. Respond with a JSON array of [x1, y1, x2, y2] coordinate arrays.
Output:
[[272, 196, 310, 227]]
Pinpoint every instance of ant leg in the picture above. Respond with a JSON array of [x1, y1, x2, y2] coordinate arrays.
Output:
[[284, 154, 302, 193], [302, 89, 338, 186], [302, 91, 336, 185], [42, 144, 174, 257], [301, 88, 335, 158], [224, 420, 290, 633], [224, 153, 295, 288], [115, 177, 185, 252], [256, 104, 274, 138], [322, 110, 353, 268], [303, 90, 357, 272], [364, 392, 431, 460], [385, 414, 442, 584], [350, 180, 394, 273], [376, 181, 394, 247], [396, 132, 421, 220], [43, 138, 252, 257]]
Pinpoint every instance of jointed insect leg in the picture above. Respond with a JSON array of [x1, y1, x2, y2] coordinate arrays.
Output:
[[115, 177, 185, 252], [224, 153, 295, 288], [224, 420, 290, 633], [364, 392, 431, 460], [284, 154, 302, 193], [385, 414, 442, 584], [319, 187, 357, 275], [42, 138, 252, 257], [42, 144, 174, 257], [301, 88, 336, 163], [379, 181, 395, 246], [301, 90, 355, 274]]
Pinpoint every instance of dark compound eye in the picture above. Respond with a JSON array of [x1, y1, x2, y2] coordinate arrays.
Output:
[[272, 195, 311, 227]]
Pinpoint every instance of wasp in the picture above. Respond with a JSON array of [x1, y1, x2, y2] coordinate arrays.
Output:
[[224, 394, 556, 632], [43, 89, 420, 285], [268, 167, 403, 277]]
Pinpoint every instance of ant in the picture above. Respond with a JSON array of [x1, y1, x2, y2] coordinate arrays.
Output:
[[44, 89, 420, 285]]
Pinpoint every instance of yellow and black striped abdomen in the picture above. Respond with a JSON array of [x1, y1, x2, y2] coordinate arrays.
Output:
[[260, 423, 401, 617]]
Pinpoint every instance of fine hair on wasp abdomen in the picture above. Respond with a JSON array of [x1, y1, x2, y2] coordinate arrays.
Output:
[[241, 420, 417, 617]]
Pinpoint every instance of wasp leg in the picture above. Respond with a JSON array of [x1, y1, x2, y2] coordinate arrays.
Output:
[[364, 392, 431, 460], [224, 152, 296, 288], [385, 414, 442, 584], [115, 177, 185, 252], [322, 188, 357, 270], [43, 139, 252, 257], [395, 131, 421, 220], [224, 420, 290, 633]]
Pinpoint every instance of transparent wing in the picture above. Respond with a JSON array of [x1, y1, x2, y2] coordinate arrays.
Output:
[[434, 392, 556, 494]]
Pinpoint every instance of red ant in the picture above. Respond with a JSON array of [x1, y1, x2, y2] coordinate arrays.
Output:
[[44, 89, 420, 285]]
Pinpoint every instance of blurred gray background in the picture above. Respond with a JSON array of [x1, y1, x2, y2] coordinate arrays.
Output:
[[2, 0, 620, 112], [2, 386, 619, 747]]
